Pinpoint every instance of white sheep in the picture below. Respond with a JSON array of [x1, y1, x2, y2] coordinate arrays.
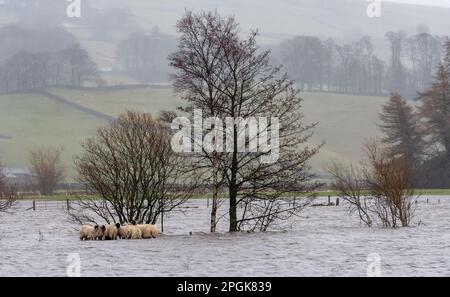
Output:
[[79, 225, 99, 241], [96, 225, 106, 240], [129, 221, 142, 239], [137, 224, 160, 239], [103, 223, 119, 240], [117, 223, 132, 239]]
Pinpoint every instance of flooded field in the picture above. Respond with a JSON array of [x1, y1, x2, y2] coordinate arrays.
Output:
[[1, 197, 450, 277]]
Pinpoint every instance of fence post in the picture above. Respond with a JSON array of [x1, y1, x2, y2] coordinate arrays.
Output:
[[161, 210, 164, 233], [336, 197, 340, 206], [66, 199, 70, 211], [328, 195, 331, 205], [32, 200, 36, 211]]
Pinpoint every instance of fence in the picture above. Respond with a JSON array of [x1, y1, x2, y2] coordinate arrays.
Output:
[[25, 195, 443, 212], [28, 200, 71, 211]]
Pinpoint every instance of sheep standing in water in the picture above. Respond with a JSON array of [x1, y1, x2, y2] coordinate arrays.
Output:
[[117, 223, 132, 239], [96, 225, 106, 240], [130, 221, 142, 239], [80, 222, 159, 240], [137, 224, 160, 239], [79, 225, 100, 241], [103, 223, 119, 240]]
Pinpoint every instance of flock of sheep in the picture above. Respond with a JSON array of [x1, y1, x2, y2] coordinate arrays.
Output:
[[79, 222, 160, 240]]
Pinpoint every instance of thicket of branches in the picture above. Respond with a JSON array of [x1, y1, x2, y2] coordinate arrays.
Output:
[[70, 111, 200, 225], [329, 141, 416, 228]]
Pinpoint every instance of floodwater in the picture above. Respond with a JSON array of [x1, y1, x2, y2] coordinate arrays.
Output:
[[1, 197, 450, 277]]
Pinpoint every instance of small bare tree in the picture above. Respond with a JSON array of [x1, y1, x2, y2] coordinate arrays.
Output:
[[363, 141, 416, 227], [328, 140, 416, 228], [71, 111, 200, 226], [0, 161, 16, 212], [327, 163, 373, 227], [29, 147, 65, 196]]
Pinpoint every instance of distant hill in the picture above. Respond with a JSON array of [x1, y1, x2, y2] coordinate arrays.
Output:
[[0, 0, 440, 178], [0, 87, 387, 178], [127, 0, 450, 43], [83, 0, 450, 69], [2, 0, 450, 70]]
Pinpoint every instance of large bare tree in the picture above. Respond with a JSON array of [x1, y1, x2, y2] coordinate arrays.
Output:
[[169, 11, 321, 232], [72, 111, 199, 226], [29, 147, 65, 196]]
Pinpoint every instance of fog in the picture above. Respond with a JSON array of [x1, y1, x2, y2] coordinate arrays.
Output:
[[0, 0, 449, 176], [389, 0, 450, 8]]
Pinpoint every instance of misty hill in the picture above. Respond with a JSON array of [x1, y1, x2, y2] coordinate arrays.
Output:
[[76, 0, 450, 72], [0, 0, 450, 48], [2, 0, 450, 70], [126, 0, 450, 43]]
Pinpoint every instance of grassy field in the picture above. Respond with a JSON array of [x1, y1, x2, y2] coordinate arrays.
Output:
[[0, 92, 105, 174], [48, 86, 183, 117], [18, 189, 450, 202], [0, 87, 387, 176], [0, 86, 387, 179], [48, 87, 388, 170]]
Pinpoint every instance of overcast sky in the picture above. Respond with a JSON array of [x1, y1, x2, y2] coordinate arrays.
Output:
[[388, 0, 450, 8]]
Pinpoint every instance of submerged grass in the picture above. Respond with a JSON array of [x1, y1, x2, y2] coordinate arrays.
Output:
[[16, 189, 450, 201]]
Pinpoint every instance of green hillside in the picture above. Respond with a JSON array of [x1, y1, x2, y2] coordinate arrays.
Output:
[[0, 92, 106, 176], [48, 86, 182, 118], [0, 87, 387, 178]]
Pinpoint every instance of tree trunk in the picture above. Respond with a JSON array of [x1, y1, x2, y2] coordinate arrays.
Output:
[[229, 149, 238, 232], [228, 124, 238, 232], [210, 156, 219, 233], [228, 122, 239, 232], [229, 185, 237, 232]]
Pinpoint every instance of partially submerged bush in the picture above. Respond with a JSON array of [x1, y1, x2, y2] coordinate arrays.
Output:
[[328, 140, 417, 228], [71, 111, 200, 227]]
